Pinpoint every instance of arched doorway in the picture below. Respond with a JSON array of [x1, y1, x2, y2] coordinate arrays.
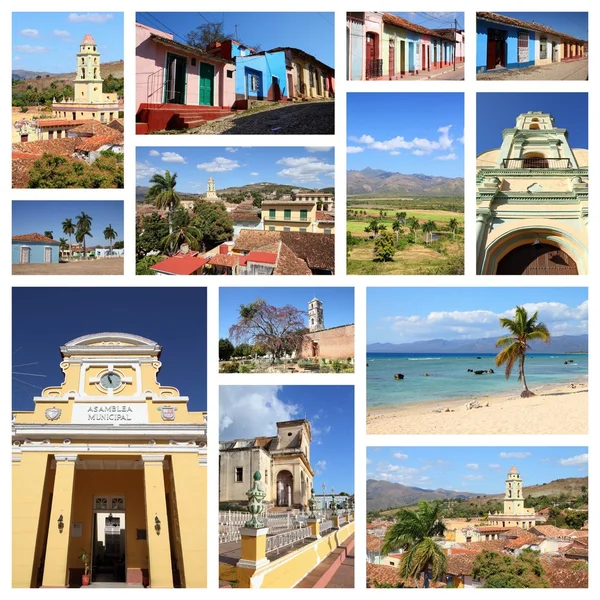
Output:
[[365, 32, 380, 79], [496, 243, 578, 275], [276, 471, 293, 507]]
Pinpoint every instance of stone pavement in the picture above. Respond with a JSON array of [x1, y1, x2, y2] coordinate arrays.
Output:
[[477, 58, 587, 81]]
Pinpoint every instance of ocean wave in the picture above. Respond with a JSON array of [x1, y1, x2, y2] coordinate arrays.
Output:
[[407, 358, 442, 361]]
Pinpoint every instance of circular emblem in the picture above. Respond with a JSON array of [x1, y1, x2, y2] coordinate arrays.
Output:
[[45, 407, 62, 421]]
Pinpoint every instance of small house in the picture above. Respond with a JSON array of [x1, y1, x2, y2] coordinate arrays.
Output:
[[12, 233, 60, 264]]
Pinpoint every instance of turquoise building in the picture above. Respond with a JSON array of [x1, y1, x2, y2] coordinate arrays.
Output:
[[12, 233, 60, 264]]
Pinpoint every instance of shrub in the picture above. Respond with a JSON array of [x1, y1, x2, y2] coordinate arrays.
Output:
[[239, 364, 252, 374], [332, 360, 342, 373], [220, 362, 240, 373]]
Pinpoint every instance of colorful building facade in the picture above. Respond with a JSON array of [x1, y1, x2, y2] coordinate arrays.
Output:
[[477, 12, 586, 73], [346, 12, 457, 80], [476, 111, 588, 275], [261, 199, 335, 234], [12, 233, 60, 264], [12, 333, 207, 588]]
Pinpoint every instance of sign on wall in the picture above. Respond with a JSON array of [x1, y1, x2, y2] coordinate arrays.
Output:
[[71, 523, 82, 537], [71, 403, 149, 424], [518, 32, 529, 62]]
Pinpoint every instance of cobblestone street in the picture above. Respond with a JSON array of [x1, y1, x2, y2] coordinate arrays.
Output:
[[183, 100, 335, 135], [477, 58, 587, 80]]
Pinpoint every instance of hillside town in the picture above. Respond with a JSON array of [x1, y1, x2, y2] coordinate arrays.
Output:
[[136, 167, 335, 276], [12, 32, 124, 188], [135, 13, 334, 134], [366, 464, 588, 588]]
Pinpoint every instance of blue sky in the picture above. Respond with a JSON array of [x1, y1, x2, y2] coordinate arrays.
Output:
[[12, 12, 123, 73], [136, 12, 334, 66], [137, 146, 334, 192], [12, 201, 124, 244], [367, 447, 588, 494], [220, 385, 354, 494], [389, 12, 464, 30], [477, 93, 588, 154], [490, 12, 588, 40], [219, 287, 354, 339], [347, 93, 464, 177], [367, 287, 588, 344], [12, 288, 207, 411]]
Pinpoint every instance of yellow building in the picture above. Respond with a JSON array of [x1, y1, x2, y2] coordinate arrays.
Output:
[[12, 332, 207, 588], [262, 199, 335, 234], [487, 466, 536, 529], [52, 34, 120, 123]]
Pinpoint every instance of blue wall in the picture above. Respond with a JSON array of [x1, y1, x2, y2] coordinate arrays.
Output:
[[12, 242, 59, 264], [477, 20, 535, 72], [350, 21, 363, 80], [235, 52, 288, 101]]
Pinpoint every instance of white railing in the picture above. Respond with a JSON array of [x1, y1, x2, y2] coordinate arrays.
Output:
[[219, 511, 249, 527], [266, 526, 312, 555], [321, 519, 333, 532], [219, 529, 241, 544]]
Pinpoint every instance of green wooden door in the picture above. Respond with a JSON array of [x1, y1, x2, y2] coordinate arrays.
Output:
[[199, 62, 214, 106]]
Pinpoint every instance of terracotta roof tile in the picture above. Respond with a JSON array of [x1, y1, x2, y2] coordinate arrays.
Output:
[[446, 554, 476, 576], [69, 121, 117, 136], [75, 133, 123, 152], [531, 525, 577, 539], [13, 138, 79, 157], [208, 254, 239, 267], [36, 119, 89, 128], [316, 211, 334, 221], [542, 557, 588, 588], [12, 233, 60, 244], [150, 254, 207, 275], [245, 251, 277, 265]]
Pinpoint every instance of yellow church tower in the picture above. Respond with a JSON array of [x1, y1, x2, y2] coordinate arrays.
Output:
[[12, 333, 207, 589], [52, 34, 120, 123], [488, 465, 537, 530]]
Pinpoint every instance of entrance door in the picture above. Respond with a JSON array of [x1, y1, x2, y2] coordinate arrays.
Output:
[[92, 511, 126, 583], [272, 76, 281, 100], [487, 29, 506, 69], [245, 68, 263, 99], [199, 62, 214, 106], [366, 32, 376, 79], [165, 53, 187, 104], [20, 246, 30, 263], [400, 40, 406, 74], [496, 243, 578, 275], [388, 40, 395, 78], [44, 247, 52, 263]]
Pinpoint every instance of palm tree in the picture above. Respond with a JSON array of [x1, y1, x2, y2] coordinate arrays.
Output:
[[495, 306, 551, 397], [62, 217, 75, 260], [146, 170, 181, 236], [392, 219, 402, 242], [448, 218, 458, 239], [58, 237, 68, 260], [382, 501, 447, 588], [422, 220, 437, 243], [161, 222, 202, 254], [396, 211, 407, 225], [76, 211, 93, 260], [43, 230, 53, 239], [366, 218, 380, 238], [103, 224, 118, 256], [407, 217, 420, 242]]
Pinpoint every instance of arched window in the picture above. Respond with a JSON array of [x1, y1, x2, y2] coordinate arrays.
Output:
[[529, 124, 540, 130]]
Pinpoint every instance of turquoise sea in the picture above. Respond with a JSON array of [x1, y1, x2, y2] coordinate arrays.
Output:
[[367, 353, 588, 410]]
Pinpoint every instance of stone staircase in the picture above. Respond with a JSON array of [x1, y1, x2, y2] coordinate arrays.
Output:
[[136, 103, 235, 134]]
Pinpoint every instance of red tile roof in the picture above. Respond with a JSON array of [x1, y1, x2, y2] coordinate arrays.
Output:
[[82, 33, 97, 45], [208, 254, 239, 267], [446, 554, 476, 576], [382, 13, 453, 40], [13, 138, 79, 157], [542, 557, 588, 588], [12, 233, 60, 244], [245, 251, 277, 264], [75, 133, 123, 152], [150, 254, 207, 275], [36, 119, 89, 129], [273, 242, 312, 275], [69, 121, 117, 136], [531, 525, 577, 539], [316, 211, 334, 221]]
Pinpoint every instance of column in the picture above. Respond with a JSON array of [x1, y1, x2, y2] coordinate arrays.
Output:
[[308, 518, 321, 539], [142, 455, 173, 588], [13, 452, 50, 588], [170, 453, 207, 588], [475, 208, 492, 274], [42, 454, 77, 588]]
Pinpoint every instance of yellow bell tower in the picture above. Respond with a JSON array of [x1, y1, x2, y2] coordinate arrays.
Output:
[[74, 34, 104, 104]]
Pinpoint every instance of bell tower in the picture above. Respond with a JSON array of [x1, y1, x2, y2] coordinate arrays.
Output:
[[308, 298, 324, 332], [206, 176, 218, 199], [73, 33, 104, 104], [503, 466, 525, 516]]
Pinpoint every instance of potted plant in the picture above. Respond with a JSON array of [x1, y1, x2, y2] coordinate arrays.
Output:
[[78, 548, 91, 586]]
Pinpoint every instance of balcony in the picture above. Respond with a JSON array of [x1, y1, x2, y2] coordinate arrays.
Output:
[[366, 59, 383, 79], [502, 158, 572, 169]]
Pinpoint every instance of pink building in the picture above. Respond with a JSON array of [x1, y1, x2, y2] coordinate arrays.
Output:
[[135, 23, 236, 133]]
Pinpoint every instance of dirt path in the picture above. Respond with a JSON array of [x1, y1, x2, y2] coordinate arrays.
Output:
[[186, 101, 335, 135], [13, 258, 124, 275]]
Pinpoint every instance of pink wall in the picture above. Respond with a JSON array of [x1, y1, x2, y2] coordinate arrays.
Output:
[[136, 22, 235, 110]]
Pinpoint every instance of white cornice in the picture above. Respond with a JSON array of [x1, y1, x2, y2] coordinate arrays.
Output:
[[33, 395, 190, 403], [13, 443, 207, 455], [13, 423, 207, 440]]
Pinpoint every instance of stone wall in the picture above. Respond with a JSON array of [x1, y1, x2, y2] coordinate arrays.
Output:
[[300, 325, 355, 360]]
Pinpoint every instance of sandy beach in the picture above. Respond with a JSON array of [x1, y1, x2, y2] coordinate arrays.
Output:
[[366, 381, 588, 435]]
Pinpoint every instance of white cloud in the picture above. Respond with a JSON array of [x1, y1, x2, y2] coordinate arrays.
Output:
[[488, 463, 501, 470], [196, 157, 240, 172], [437, 125, 453, 150], [276, 156, 334, 184], [393, 453, 408, 460], [136, 161, 164, 180], [346, 146, 364, 154], [219, 386, 299, 439], [389, 151, 401, 156], [225, 147, 238, 153], [366, 458, 372, 465], [559, 453, 588, 467], [466, 463, 479, 470], [14, 45, 48, 53], [316, 460, 327, 470], [148, 150, 160, 157], [68, 13, 114, 23], [463, 474, 484, 481], [305, 147, 334, 152], [436, 153, 457, 161], [499, 452, 531, 459], [20, 29, 39, 38], [250, 172, 259, 176], [349, 134, 375, 144], [161, 151, 186, 164], [53, 30, 71, 39]]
